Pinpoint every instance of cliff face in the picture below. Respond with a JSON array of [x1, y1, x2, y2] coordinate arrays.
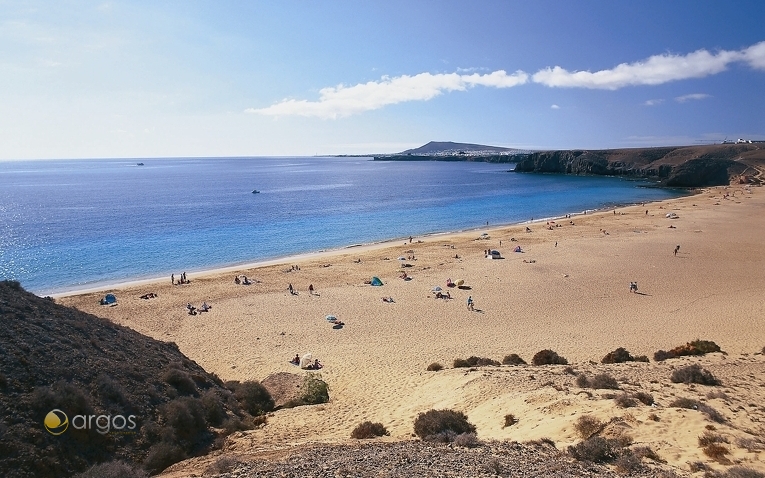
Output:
[[513, 144, 764, 187]]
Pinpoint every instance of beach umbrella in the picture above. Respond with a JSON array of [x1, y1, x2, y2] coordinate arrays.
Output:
[[326, 315, 337, 322]]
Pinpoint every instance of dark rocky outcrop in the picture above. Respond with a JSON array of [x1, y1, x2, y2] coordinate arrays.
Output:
[[0, 281, 262, 478], [513, 144, 764, 187]]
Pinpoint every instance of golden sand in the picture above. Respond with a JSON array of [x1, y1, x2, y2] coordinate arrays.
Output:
[[59, 184, 765, 475]]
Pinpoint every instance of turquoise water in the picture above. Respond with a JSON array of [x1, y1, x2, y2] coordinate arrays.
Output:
[[0, 157, 684, 295]]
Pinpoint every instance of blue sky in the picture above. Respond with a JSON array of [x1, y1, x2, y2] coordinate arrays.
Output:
[[1, 1, 763, 159]]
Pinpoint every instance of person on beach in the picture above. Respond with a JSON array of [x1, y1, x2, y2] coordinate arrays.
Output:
[[674, 245, 680, 256], [288, 283, 294, 294], [467, 296, 474, 311], [171, 274, 174, 285], [291, 354, 300, 365], [308, 284, 314, 295], [235, 276, 240, 284], [629, 282, 638, 293]]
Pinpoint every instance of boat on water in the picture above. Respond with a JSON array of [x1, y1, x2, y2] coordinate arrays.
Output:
[[137, 162, 145, 166], [252, 189, 260, 194]]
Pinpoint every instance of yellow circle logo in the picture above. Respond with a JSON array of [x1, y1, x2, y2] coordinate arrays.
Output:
[[44, 409, 69, 435]]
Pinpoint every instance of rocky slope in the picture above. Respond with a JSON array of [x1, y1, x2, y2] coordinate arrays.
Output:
[[512, 144, 765, 187]]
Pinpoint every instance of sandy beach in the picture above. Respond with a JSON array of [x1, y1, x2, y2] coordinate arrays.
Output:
[[58, 184, 765, 476]]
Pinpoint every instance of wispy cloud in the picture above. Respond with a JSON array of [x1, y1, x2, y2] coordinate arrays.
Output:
[[644, 99, 664, 106], [550, 104, 560, 109], [675, 93, 711, 103], [247, 70, 529, 119], [533, 41, 765, 90]]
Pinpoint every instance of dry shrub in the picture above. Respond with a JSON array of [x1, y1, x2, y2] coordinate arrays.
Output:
[[670, 364, 721, 385], [688, 461, 708, 473], [633, 391, 654, 405], [577, 373, 619, 390], [527, 437, 556, 448], [632, 445, 663, 462], [162, 367, 198, 396], [654, 339, 722, 361], [484, 458, 503, 475], [574, 414, 604, 440], [707, 390, 729, 400], [532, 349, 568, 365], [736, 436, 765, 452], [614, 450, 643, 473], [73, 461, 148, 478], [161, 397, 207, 442], [725, 466, 765, 478], [502, 354, 527, 365], [453, 358, 470, 368], [503, 414, 517, 428], [426, 362, 443, 371], [204, 456, 242, 475], [413, 409, 475, 440], [143, 442, 187, 475], [563, 366, 576, 375], [567, 436, 617, 463], [452, 432, 482, 448], [633, 355, 650, 363], [614, 393, 638, 408], [669, 397, 725, 423], [601, 347, 634, 364], [699, 431, 728, 447], [351, 421, 389, 439], [648, 413, 659, 422], [702, 443, 730, 463]]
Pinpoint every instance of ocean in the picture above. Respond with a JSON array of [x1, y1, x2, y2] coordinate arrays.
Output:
[[0, 157, 684, 295]]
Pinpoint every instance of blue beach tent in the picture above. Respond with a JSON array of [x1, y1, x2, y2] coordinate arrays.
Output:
[[370, 277, 383, 286]]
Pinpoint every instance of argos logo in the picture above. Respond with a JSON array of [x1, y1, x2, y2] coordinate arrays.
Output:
[[44, 409, 137, 435]]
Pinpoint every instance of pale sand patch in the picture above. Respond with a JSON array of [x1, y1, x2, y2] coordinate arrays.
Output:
[[58, 185, 765, 475]]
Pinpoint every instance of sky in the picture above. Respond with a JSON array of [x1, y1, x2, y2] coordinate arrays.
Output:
[[1, 0, 764, 159]]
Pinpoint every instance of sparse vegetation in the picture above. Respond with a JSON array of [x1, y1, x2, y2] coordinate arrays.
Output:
[[532, 349, 568, 366], [654, 339, 722, 361], [426, 362, 443, 371], [227, 380, 275, 415], [351, 421, 389, 439], [725, 466, 765, 478], [204, 456, 243, 475], [670, 364, 721, 385], [576, 373, 619, 390], [503, 414, 518, 428], [567, 436, 618, 463], [601, 347, 635, 364], [573, 414, 604, 440], [73, 461, 148, 478], [452, 432, 482, 448], [502, 354, 527, 365], [669, 397, 725, 423], [413, 409, 476, 441], [453, 356, 500, 368], [614, 393, 638, 408], [698, 431, 728, 447], [702, 443, 730, 463], [614, 450, 643, 473], [633, 391, 654, 405]]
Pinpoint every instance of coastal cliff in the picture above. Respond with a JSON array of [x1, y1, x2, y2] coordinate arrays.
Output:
[[512, 144, 765, 187]]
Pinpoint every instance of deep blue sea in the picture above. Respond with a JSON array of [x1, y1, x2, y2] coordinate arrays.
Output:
[[0, 157, 684, 295]]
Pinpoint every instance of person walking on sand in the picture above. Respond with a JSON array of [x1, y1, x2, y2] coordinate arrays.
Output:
[[288, 283, 294, 295], [467, 296, 474, 311], [674, 244, 680, 256], [171, 274, 174, 285], [308, 284, 314, 295]]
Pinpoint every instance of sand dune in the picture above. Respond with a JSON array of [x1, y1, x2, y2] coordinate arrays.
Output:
[[59, 184, 765, 476]]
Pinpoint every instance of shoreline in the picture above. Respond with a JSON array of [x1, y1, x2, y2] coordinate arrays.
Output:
[[51, 191, 689, 299]]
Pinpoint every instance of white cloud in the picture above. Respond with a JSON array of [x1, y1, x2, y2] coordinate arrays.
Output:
[[550, 104, 560, 109], [742, 41, 765, 69], [675, 93, 711, 103], [644, 99, 664, 106], [247, 70, 529, 119], [532, 41, 765, 90]]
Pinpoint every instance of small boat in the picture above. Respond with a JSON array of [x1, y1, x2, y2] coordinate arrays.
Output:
[[252, 189, 260, 194], [136, 162, 144, 166]]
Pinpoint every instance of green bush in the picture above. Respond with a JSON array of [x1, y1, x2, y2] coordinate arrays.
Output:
[[232, 381, 275, 415], [413, 409, 476, 440], [300, 373, 329, 405], [351, 421, 389, 439], [532, 349, 568, 365]]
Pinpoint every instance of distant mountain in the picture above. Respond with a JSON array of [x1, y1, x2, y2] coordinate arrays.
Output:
[[399, 141, 519, 155]]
